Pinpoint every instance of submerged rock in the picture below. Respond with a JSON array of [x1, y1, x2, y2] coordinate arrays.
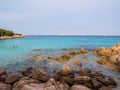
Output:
[[32, 49, 41, 51], [29, 55, 44, 62], [77, 50, 88, 54], [47, 56, 52, 59], [69, 51, 76, 56], [54, 55, 71, 62], [75, 61, 82, 67], [97, 60, 106, 65]]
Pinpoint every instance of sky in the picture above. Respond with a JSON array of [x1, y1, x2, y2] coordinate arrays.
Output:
[[0, 0, 120, 35]]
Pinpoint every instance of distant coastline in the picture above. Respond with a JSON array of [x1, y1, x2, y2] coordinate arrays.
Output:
[[0, 34, 25, 40], [0, 28, 25, 40]]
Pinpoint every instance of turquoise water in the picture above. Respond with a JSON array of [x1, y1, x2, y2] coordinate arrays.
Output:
[[0, 35, 120, 89], [0, 35, 120, 67]]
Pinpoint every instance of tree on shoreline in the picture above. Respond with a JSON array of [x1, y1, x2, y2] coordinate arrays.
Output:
[[0, 28, 14, 36]]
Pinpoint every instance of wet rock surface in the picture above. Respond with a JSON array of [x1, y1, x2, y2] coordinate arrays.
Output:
[[5, 74, 21, 84], [0, 82, 12, 90], [0, 66, 118, 90], [0, 47, 120, 90], [70, 85, 91, 90], [0, 68, 6, 76], [94, 43, 120, 72], [32, 67, 49, 82]]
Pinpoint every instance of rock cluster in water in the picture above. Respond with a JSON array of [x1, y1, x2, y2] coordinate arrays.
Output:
[[50, 50, 88, 63], [29, 49, 88, 67], [0, 66, 117, 90], [94, 43, 120, 72]]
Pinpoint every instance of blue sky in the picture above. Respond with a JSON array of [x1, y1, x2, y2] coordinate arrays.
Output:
[[0, 0, 120, 35]]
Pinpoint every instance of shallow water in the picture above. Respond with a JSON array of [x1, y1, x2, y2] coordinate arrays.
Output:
[[0, 35, 120, 66], [0, 36, 120, 89]]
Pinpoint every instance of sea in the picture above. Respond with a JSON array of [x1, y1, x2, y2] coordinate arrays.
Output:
[[0, 35, 120, 89]]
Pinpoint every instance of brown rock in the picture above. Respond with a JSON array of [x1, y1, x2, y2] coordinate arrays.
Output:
[[78, 70, 91, 77], [75, 61, 82, 67], [97, 60, 106, 65], [0, 82, 12, 90], [83, 68, 91, 73], [13, 83, 44, 90], [59, 77, 73, 86], [0, 74, 7, 81], [74, 76, 91, 84], [6, 74, 21, 84], [98, 78, 117, 86], [91, 78, 102, 89], [83, 83, 93, 89], [45, 78, 69, 90], [13, 78, 69, 90], [57, 66, 74, 78], [60, 55, 71, 61], [70, 85, 91, 90], [91, 72, 105, 79], [99, 86, 112, 90], [54, 55, 71, 62], [94, 43, 120, 72], [96, 49, 112, 58], [20, 69, 31, 76], [69, 51, 76, 55], [20, 67, 33, 76], [47, 56, 52, 59], [32, 67, 49, 82], [29, 55, 44, 62], [109, 55, 119, 63], [77, 50, 81, 54], [13, 77, 40, 90], [80, 50, 88, 54], [58, 83, 69, 90], [0, 68, 6, 76]]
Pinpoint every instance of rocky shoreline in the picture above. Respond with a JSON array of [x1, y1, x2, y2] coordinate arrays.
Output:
[[0, 34, 25, 40], [94, 43, 120, 72], [0, 66, 117, 90], [1, 44, 120, 90]]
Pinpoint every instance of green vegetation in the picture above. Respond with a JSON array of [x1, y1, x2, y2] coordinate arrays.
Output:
[[0, 28, 14, 37]]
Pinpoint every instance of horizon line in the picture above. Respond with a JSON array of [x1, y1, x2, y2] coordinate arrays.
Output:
[[25, 34, 120, 36]]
